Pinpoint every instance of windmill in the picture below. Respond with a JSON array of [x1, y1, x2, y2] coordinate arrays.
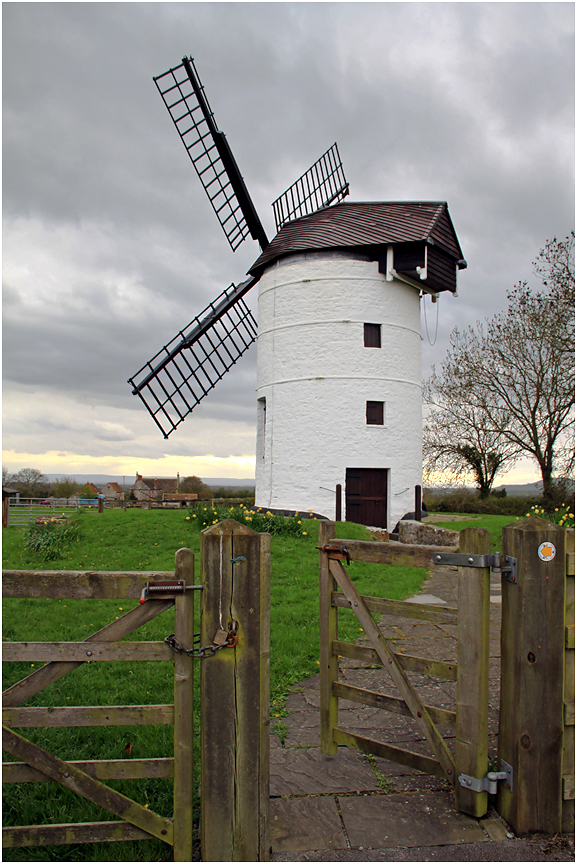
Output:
[[129, 56, 466, 529]]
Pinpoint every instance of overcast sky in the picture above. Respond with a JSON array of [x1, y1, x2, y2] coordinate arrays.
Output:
[[3, 2, 574, 483]]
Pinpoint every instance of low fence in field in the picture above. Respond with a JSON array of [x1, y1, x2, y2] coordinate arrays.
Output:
[[3, 499, 103, 528]]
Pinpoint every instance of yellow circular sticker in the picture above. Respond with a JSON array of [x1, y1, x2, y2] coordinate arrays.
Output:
[[538, 542, 556, 562]]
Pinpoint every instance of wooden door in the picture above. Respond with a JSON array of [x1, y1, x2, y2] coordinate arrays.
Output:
[[345, 468, 387, 528]]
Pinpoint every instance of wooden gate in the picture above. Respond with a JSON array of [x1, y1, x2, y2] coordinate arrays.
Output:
[[2, 549, 196, 859], [319, 520, 492, 817], [345, 468, 388, 528]]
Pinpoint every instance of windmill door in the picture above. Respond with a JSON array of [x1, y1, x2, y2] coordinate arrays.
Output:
[[345, 468, 387, 528]]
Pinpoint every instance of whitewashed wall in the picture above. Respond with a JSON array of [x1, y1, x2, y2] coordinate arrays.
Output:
[[255, 251, 422, 529]]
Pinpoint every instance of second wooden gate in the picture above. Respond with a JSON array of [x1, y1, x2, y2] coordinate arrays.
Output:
[[319, 520, 493, 817]]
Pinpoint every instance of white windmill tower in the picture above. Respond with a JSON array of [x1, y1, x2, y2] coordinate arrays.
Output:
[[129, 56, 466, 529]]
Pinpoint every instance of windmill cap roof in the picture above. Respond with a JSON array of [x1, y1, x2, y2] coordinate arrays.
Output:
[[249, 201, 465, 277]]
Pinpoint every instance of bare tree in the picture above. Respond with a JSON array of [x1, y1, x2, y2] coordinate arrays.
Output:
[[423, 385, 519, 497], [12, 468, 50, 498], [424, 233, 575, 503]]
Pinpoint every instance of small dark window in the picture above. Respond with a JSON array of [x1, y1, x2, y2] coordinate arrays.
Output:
[[364, 323, 381, 348], [366, 401, 384, 425]]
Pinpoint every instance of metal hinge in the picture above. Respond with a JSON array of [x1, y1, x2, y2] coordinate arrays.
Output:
[[433, 551, 518, 583], [458, 760, 513, 794]]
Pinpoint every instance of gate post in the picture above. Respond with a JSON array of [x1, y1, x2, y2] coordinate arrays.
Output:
[[200, 519, 270, 861], [173, 547, 195, 861], [319, 520, 338, 755], [498, 516, 567, 834], [455, 527, 491, 816]]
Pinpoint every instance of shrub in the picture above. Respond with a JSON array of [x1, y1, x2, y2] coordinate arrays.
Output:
[[24, 520, 82, 561], [423, 489, 540, 516], [185, 504, 314, 538]]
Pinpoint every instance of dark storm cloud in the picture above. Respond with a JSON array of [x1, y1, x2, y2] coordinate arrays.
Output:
[[2, 3, 574, 463]]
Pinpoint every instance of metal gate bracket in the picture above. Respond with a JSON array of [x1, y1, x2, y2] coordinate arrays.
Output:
[[433, 551, 517, 583], [458, 760, 513, 794]]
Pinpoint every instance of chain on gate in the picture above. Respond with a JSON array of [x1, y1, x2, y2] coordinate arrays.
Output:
[[140, 539, 244, 660]]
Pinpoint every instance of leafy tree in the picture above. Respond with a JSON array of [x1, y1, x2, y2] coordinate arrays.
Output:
[[51, 476, 80, 499], [424, 234, 575, 504], [78, 484, 97, 499], [11, 468, 50, 498], [179, 476, 214, 499]]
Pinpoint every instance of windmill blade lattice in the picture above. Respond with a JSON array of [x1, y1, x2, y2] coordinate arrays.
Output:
[[272, 143, 349, 233], [154, 57, 268, 251], [128, 278, 258, 438]]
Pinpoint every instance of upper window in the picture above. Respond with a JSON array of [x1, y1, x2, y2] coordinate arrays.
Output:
[[364, 323, 381, 348], [366, 401, 384, 425]]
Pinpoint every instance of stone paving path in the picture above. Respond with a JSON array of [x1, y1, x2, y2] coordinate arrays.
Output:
[[268, 562, 509, 859]]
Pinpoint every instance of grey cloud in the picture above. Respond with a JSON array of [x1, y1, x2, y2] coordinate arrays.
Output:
[[2, 2, 574, 465]]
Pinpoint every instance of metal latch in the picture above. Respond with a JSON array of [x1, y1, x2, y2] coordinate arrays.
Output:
[[433, 551, 517, 583], [458, 760, 513, 794], [318, 544, 351, 565], [139, 580, 202, 603]]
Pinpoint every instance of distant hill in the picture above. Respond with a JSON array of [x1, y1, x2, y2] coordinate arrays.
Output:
[[426, 480, 574, 498]]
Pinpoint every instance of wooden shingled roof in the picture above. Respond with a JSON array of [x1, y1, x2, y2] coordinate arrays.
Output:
[[249, 201, 465, 277]]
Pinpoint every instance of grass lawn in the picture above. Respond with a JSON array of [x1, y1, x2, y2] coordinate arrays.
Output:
[[425, 512, 525, 551], [2, 509, 428, 861]]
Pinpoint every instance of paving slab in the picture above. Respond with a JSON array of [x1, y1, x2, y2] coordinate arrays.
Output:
[[338, 790, 487, 849], [270, 746, 380, 795], [270, 796, 346, 853], [404, 593, 448, 605]]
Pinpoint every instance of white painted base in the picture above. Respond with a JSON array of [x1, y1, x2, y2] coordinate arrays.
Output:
[[255, 251, 423, 529]]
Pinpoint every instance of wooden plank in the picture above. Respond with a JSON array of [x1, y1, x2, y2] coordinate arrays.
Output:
[[173, 549, 195, 863], [455, 527, 491, 818], [332, 640, 457, 681], [2, 726, 173, 845], [3, 598, 175, 708], [563, 529, 575, 832], [2, 641, 172, 662], [333, 681, 456, 727], [319, 521, 338, 756], [3, 704, 174, 727], [3, 820, 151, 848], [2, 569, 173, 599], [564, 702, 575, 725], [2, 757, 174, 784], [200, 520, 270, 862], [332, 727, 446, 778], [259, 526, 272, 861], [330, 537, 458, 568], [329, 558, 456, 784], [498, 517, 566, 835], [332, 592, 458, 626]]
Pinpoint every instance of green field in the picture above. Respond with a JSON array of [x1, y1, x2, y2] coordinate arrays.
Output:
[[2, 509, 429, 861], [425, 512, 523, 551]]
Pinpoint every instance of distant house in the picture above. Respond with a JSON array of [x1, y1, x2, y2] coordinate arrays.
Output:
[[74, 482, 101, 499], [101, 482, 124, 502], [129, 473, 180, 502], [162, 493, 198, 507]]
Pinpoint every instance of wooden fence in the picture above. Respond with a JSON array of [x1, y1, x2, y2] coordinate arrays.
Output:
[[497, 519, 575, 834], [3, 522, 271, 861]]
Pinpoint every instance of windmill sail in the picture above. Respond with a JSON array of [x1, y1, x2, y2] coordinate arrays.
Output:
[[272, 143, 349, 233], [154, 57, 268, 252], [128, 277, 258, 438]]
